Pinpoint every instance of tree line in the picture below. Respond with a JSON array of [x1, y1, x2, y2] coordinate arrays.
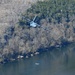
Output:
[[19, 0, 75, 26]]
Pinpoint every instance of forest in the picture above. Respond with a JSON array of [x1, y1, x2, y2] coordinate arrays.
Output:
[[0, 0, 75, 63]]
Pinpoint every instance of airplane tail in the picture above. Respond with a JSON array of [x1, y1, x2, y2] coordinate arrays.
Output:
[[33, 16, 37, 22]]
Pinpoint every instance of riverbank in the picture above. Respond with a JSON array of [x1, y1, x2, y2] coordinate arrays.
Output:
[[0, 41, 72, 64], [1, 42, 75, 75]]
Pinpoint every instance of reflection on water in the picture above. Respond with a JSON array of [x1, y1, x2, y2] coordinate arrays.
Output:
[[0, 43, 75, 75]]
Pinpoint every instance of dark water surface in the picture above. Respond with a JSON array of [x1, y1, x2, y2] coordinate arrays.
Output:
[[0, 43, 75, 75]]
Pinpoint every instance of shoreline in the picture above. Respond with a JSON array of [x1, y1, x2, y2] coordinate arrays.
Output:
[[0, 41, 72, 64]]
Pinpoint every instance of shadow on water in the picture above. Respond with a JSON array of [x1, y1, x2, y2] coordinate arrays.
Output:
[[0, 43, 75, 75]]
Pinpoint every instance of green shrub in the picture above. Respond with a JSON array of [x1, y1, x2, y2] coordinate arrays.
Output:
[[19, 0, 75, 26]]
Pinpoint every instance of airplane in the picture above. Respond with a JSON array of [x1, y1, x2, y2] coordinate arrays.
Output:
[[29, 16, 40, 27]]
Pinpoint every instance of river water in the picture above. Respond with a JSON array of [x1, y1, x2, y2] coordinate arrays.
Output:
[[0, 43, 75, 75]]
